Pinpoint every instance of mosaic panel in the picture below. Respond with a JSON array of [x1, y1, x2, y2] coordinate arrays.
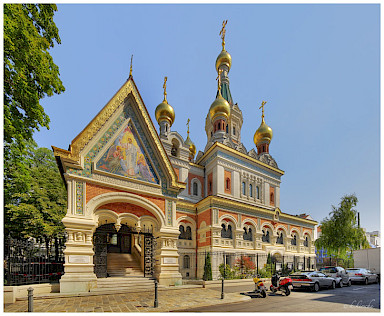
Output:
[[76, 182, 84, 215], [167, 201, 173, 226]]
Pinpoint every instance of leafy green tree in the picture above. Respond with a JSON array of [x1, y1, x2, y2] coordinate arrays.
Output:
[[4, 3, 65, 146], [203, 252, 212, 281], [5, 144, 67, 239], [315, 194, 369, 259]]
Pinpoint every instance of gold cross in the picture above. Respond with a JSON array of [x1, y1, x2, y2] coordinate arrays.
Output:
[[186, 118, 190, 135], [219, 20, 228, 50], [163, 76, 167, 101], [259, 101, 267, 119]]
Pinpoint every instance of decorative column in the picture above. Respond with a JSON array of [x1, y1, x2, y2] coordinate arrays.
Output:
[[59, 180, 98, 293]]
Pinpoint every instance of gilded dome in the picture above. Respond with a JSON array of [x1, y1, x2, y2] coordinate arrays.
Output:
[[185, 136, 196, 157], [209, 93, 231, 122], [254, 118, 273, 146], [155, 100, 175, 126], [215, 49, 232, 73]]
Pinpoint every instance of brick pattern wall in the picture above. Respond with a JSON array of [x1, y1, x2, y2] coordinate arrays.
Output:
[[174, 167, 179, 181], [86, 183, 165, 213], [97, 202, 154, 218]]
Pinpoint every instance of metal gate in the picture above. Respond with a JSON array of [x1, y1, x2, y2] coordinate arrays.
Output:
[[93, 223, 116, 278], [143, 233, 156, 277]]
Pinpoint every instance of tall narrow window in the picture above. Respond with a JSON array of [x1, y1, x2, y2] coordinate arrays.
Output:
[[304, 236, 309, 247], [226, 124, 228, 133], [226, 178, 231, 190], [186, 226, 192, 240], [179, 225, 185, 239], [233, 126, 236, 135], [256, 186, 260, 199], [242, 182, 246, 195], [183, 255, 190, 269], [249, 184, 253, 197], [291, 234, 297, 246], [270, 192, 274, 205], [193, 182, 198, 196]]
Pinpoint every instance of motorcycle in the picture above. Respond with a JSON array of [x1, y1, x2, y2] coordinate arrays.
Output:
[[252, 275, 267, 298], [269, 273, 293, 296]]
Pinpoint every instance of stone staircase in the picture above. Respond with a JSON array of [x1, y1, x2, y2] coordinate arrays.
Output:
[[106, 253, 143, 277], [90, 276, 158, 293]]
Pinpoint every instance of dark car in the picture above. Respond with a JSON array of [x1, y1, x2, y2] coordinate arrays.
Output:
[[319, 266, 351, 287], [290, 271, 336, 292]]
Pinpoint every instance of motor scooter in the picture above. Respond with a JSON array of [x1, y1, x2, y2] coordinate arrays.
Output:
[[252, 275, 267, 298], [269, 273, 293, 296]]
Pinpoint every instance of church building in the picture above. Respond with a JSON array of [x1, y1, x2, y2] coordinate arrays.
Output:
[[53, 22, 317, 293]]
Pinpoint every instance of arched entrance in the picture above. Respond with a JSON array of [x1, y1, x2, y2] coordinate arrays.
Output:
[[93, 223, 155, 278]]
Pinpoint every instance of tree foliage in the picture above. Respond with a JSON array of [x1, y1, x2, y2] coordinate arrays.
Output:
[[203, 252, 212, 281], [315, 194, 369, 258], [4, 144, 67, 239], [4, 3, 65, 145]]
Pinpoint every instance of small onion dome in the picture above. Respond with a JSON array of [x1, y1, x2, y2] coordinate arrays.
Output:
[[215, 49, 232, 73], [185, 136, 196, 157], [155, 100, 175, 126], [209, 93, 231, 122], [253, 118, 273, 146]]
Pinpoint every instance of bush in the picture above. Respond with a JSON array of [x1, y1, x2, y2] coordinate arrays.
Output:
[[203, 253, 212, 281], [219, 263, 236, 279]]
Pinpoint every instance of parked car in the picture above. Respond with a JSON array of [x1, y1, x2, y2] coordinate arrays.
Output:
[[346, 268, 379, 285], [319, 266, 351, 287], [290, 271, 337, 292]]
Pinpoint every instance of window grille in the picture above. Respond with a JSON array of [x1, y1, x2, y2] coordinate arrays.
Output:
[[221, 224, 233, 239]]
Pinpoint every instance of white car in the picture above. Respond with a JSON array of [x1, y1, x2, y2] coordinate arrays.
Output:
[[346, 268, 379, 285], [319, 266, 351, 287]]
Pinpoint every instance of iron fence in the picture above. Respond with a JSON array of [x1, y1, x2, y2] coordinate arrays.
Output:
[[4, 235, 66, 286], [177, 251, 316, 280]]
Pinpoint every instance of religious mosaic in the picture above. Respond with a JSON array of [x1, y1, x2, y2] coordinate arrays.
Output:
[[96, 122, 159, 184]]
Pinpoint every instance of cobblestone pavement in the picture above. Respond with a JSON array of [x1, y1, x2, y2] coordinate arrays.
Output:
[[4, 287, 250, 313]]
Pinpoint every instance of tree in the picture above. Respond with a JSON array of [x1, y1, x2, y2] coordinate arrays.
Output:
[[4, 3, 65, 146], [315, 194, 369, 259], [4, 144, 67, 239], [203, 252, 212, 281]]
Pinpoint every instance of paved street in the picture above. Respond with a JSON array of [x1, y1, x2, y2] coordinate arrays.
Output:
[[178, 282, 380, 312], [3, 286, 250, 313]]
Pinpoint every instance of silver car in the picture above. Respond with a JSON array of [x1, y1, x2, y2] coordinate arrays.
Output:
[[346, 268, 379, 285], [319, 266, 351, 287], [290, 271, 337, 292]]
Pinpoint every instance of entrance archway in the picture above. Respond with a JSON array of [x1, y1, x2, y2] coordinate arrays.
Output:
[[93, 223, 155, 278]]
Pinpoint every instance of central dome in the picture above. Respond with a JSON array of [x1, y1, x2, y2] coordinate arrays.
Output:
[[209, 94, 231, 122]]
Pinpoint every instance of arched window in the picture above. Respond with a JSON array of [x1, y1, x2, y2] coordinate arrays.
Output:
[[242, 182, 246, 195], [226, 178, 231, 191], [193, 182, 198, 196], [171, 144, 177, 157], [262, 230, 270, 243], [183, 255, 190, 269], [243, 227, 253, 241], [291, 234, 297, 246], [186, 226, 192, 240], [179, 225, 185, 239], [277, 232, 284, 244], [249, 184, 253, 197], [304, 236, 309, 247], [221, 223, 233, 239], [256, 186, 260, 199], [226, 124, 228, 133]]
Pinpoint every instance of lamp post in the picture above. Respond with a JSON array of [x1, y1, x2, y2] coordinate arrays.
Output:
[[221, 253, 226, 299]]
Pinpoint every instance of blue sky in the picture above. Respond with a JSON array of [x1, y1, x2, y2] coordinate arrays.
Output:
[[35, 4, 380, 232]]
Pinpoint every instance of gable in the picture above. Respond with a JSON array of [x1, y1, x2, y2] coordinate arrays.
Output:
[[53, 77, 185, 195], [95, 120, 159, 184]]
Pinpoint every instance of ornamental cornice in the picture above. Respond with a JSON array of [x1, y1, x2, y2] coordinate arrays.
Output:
[[169, 157, 190, 169]]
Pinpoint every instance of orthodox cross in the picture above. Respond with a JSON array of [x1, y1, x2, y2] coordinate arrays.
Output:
[[220, 20, 228, 50], [259, 100, 267, 119], [163, 76, 168, 102], [129, 55, 133, 77], [186, 118, 190, 136]]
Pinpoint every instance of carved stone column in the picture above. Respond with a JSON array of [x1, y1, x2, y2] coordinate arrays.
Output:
[[59, 216, 98, 293], [153, 228, 182, 286]]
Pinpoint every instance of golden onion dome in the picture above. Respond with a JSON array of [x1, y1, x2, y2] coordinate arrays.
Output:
[[155, 100, 175, 126], [254, 118, 273, 146], [215, 49, 232, 73], [184, 136, 196, 157], [209, 93, 231, 122]]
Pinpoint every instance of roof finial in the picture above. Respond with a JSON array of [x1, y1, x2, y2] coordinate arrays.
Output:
[[129, 55, 133, 77], [259, 100, 267, 121], [216, 69, 223, 95], [163, 76, 168, 102], [186, 118, 190, 136], [220, 20, 228, 50]]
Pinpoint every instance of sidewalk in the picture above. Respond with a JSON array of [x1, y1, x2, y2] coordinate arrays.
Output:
[[4, 285, 251, 313]]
